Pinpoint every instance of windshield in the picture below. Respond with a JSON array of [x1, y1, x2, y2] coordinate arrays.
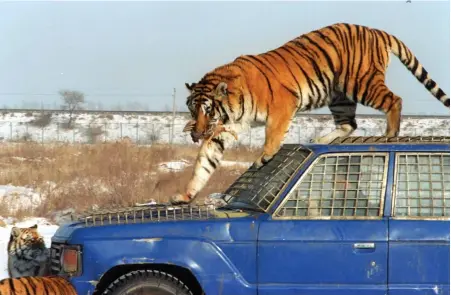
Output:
[[221, 145, 312, 212]]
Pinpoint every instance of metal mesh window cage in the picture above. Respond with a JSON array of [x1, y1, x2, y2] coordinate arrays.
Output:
[[224, 145, 312, 211], [393, 153, 450, 218], [275, 153, 388, 219]]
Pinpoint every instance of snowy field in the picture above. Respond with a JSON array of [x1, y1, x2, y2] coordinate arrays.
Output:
[[0, 111, 448, 146], [0, 185, 44, 215]]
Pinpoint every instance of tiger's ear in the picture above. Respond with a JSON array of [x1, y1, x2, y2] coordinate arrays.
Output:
[[214, 82, 228, 100], [11, 227, 21, 237], [29, 224, 38, 229], [185, 82, 195, 92]]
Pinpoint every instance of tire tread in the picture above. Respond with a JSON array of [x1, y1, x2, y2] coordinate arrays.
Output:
[[102, 269, 193, 295]]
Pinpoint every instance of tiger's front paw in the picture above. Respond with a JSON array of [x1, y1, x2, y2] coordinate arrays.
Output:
[[169, 194, 192, 205], [251, 154, 274, 170]]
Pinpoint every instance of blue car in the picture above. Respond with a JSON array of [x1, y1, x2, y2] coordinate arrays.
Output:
[[50, 136, 450, 295]]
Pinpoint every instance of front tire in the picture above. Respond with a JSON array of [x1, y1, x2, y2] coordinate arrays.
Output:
[[102, 269, 193, 295]]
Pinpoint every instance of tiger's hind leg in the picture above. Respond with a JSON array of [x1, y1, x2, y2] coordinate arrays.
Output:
[[382, 93, 403, 137], [312, 92, 358, 144], [358, 73, 403, 137], [312, 123, 356, 144]]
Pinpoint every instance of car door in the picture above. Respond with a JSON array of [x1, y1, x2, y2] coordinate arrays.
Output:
[[388, 151, 450, 295], [257, 152, 389, 295]]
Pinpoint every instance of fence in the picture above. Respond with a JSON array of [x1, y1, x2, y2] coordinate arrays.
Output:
[[0, 120, 449, 147]]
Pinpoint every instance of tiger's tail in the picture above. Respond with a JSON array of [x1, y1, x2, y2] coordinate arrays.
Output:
[[383, 30, 450, 107]]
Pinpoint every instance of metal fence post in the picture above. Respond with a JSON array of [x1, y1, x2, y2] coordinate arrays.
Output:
[[170, 88, 176, 145], [9, 122, 12, 140], [172, 123, 176, 145], [104, 122, 107, 143], [173, 124, 175, 145]]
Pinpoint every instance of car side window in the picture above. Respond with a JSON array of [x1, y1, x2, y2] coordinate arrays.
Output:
[[274, 153, 388, 219], [393, 153, 450, 218]]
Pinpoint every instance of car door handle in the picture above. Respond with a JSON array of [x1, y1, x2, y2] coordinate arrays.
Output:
[[353, 242, 375, 249]]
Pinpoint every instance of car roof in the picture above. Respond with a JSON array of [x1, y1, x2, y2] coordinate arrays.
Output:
[[293, 136, 450, 153]]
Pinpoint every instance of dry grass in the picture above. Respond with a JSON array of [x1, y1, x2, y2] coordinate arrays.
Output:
[[0, 141, 261, 220]]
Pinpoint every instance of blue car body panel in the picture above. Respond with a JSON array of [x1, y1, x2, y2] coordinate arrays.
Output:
[[51, 141, 450, 295], [258, 218, 389, 295], [388, 220, 450, 295], [53, 217, 259, 295]]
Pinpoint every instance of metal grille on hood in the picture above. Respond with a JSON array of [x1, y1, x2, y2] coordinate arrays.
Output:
[[75, 204, 221, 226]]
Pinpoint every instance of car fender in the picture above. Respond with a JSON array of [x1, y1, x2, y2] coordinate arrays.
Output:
[[79, 237, 255, 295]]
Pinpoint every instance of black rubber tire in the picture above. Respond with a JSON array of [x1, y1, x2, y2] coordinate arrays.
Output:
[[102, 269, 193, 295]]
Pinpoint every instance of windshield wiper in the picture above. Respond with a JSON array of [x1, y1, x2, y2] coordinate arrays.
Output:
[[207, 193, 265, 213], [219, 201, 265, 213]]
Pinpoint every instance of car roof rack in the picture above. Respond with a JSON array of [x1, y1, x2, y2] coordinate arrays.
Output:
[[329, 136, 450, 145]]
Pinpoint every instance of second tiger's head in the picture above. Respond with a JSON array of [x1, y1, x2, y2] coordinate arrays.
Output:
[[183, 81, 229, 143], [8, 224, 46, 255]]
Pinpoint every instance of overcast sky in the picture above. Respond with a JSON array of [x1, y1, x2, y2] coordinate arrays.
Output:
[[0, 0, 449, 115]]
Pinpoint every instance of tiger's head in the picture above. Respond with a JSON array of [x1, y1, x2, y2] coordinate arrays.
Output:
[[8, 224, 47, 258], [183, 81, 230, 143]]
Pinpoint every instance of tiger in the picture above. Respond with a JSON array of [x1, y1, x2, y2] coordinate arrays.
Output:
[[0, 276, 77, 295], [170, 22, 449, 205], [7, 224, 50, 278]]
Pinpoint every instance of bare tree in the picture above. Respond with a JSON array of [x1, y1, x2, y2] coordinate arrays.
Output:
[[59, 89, 85, 128]]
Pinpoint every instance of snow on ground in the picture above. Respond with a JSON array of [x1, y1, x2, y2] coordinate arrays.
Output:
[[158, 160, 191, 172], [0, 185, 44, 214], [0, 112, 448, 147], [0, 217, 59, 280], [221, 160, 252, 168], [158, 159, 252, 172]]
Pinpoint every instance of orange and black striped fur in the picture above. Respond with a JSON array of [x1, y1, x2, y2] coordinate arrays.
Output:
[[0, 276, 77, 295], [170, 22, 449, 204], [7, 224, 50, 278]]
